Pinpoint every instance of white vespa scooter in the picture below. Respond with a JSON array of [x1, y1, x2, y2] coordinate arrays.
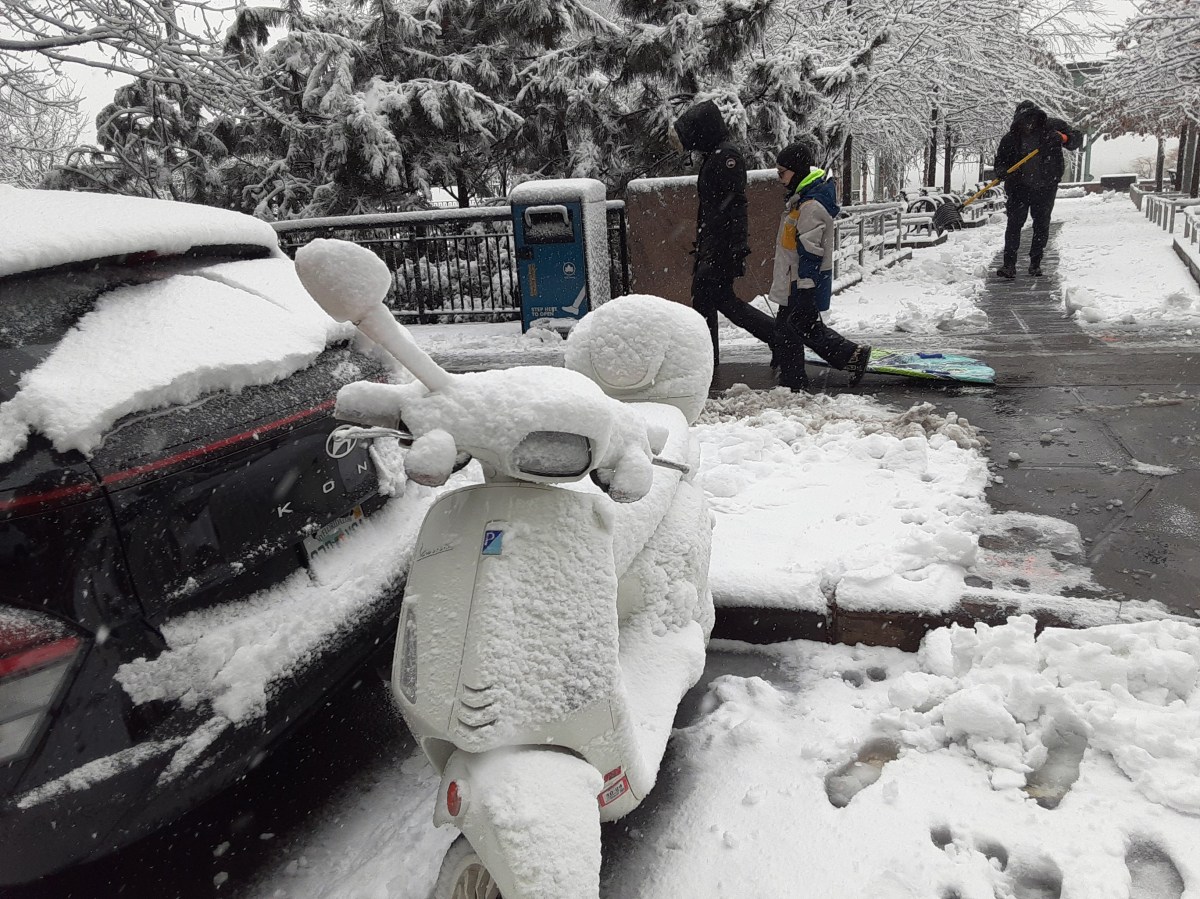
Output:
[[293, 239, 716, 899]]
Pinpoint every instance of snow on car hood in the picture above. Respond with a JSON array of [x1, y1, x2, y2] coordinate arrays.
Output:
[[0, 187, 282, 278], [0, 258, 349, 462]]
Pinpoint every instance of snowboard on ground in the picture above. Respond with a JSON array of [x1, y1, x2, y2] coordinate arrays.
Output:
[[804, 347, 995, 384]]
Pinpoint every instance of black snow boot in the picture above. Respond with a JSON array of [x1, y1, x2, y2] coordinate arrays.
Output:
[[996, 265, 1016, 280], [779, 375, 809, 393], [845, 344, 872, 388], [1028, 261, 1043, 277]]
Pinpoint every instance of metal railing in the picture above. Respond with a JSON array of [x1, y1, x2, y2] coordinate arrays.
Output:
[[273, 202, 630, 324], [832, 206, 905, 279], [1143, 192, 1200, 233], [1182, 206, 1200, 252], [273, 198, 919, 320]]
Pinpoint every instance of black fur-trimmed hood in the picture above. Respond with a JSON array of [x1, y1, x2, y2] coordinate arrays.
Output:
[[1011, 100, 1049, 132], [673, 100, 727, 153]]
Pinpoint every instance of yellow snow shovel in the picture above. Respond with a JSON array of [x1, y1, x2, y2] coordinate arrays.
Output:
[[960, 148, 1040, 209]]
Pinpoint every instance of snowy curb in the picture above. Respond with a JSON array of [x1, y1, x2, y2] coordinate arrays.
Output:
[[712, 587, 1189, 651], [1173, 235, 1200, 290]]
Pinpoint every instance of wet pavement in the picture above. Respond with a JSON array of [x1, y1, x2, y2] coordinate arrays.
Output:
[[713, 223, 1200, 629]]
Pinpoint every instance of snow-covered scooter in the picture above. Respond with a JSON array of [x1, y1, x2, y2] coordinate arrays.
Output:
[[294, 239, 716, 899]]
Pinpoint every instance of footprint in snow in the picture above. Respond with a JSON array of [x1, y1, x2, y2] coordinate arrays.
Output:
[[934, 828, 1053, 898], [1007, 855, 1063, 899], [930, 825, 1010, 872], [1125, 840, 1185, 899], [839, 666, 887, 687], [1022, 723, 1087, 810], [824, 737, 900, 808]]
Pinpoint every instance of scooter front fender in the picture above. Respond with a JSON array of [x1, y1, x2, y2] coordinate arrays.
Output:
[[436, 748, 603, 899]]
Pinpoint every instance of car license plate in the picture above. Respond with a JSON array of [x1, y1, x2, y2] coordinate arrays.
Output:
[[303, 505, 366, 563]]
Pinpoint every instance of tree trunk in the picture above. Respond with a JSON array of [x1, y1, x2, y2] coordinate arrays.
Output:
[[1155, 137, 1165, 192], [1190, 130, 1200, 199], [1182, 128, 1195, 195], [1177, 122, 1189, 192], [924, 105, 939, 187], [861, 156, 870, 204], [456, 167, 470, 207], [842, 134, 854, 205], [942, 127, 954, 193]]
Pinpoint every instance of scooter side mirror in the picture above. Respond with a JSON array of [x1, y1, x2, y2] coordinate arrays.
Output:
[[295, 239, 453, 393]]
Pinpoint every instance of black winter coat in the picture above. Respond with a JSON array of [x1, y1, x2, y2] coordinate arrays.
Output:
[[994, 102, 1084, 197], [673, 100, 750, 272]]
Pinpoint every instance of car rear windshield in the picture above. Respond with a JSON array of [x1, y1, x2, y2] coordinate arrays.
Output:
[[0, 245, 270, 403]]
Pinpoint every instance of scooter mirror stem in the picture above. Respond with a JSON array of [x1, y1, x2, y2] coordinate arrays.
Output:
[[354, 303, 454, 393], [294, 237, 453, 393]]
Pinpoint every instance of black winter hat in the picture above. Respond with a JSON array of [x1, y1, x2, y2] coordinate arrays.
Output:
[[776, 141, 815, 174]]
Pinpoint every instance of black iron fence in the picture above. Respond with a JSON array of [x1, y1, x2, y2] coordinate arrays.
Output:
[[274, 202, 630, 324]]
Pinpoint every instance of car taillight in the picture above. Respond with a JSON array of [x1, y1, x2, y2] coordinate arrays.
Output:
[[0, 608, 83, 765]]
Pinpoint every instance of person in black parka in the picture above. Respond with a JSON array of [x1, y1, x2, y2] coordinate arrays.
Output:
[[670, 100, 776, 366], [993, 100, 1083, 278]]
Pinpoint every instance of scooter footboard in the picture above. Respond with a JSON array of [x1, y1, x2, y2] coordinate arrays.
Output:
[[435, 748, 603, 899]]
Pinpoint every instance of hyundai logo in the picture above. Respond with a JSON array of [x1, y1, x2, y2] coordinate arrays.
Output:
[[326, 430, 359, 459]]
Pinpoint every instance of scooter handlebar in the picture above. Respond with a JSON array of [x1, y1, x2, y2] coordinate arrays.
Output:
[[329, 423, 414, 447], [651, 456, 692, 475]]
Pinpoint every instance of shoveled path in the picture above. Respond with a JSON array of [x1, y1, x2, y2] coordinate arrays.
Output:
[[713, 223, 1200, 645]]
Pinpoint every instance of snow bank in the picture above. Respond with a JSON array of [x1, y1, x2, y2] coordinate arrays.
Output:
[[1056, 192, 1200, 328], [695, 388, 990, 614], [603, 616, 1200, 898]]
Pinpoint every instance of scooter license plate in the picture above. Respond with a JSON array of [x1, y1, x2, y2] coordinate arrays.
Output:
[[598, 775, 630, 808], [302, 505, 366, 563]]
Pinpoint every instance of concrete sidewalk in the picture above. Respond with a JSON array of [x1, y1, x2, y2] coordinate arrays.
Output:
[[712, 222, 1200, 647]]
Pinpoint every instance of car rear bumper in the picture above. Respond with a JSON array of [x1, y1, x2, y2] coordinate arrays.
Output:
[[0, 591, 401, 886]]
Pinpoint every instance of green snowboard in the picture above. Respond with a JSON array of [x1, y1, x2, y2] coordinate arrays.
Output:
[[805, 348, 994, 384]]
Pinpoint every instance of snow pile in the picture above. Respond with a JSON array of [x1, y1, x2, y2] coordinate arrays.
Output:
[[600, 617, 1200, 898], [821, 223, 999, 335], [886, 615, 1200, 815], [1055, 192, 1200, 327], [694, 388, 990, 613]]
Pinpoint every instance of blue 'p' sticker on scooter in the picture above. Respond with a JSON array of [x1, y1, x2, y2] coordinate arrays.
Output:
[[481, 529, 503, 556]]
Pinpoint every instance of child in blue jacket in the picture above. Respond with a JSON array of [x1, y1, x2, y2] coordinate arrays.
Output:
[[768, 140, 871, 391]]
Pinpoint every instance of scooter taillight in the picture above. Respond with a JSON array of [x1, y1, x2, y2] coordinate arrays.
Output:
[[446, 780, 462, 817], [0, 607, 83, 765], [397, 607, 417, 704]]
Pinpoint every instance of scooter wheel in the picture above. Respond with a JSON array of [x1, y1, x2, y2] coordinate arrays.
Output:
[[434, 835, 502, 899]]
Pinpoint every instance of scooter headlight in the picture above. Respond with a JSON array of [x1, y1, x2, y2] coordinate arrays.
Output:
[[511, 431, 592, 478], [397, 607, 417, 704]]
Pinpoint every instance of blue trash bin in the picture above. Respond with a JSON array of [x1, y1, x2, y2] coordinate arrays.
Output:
[[510, 179, 610, 332]]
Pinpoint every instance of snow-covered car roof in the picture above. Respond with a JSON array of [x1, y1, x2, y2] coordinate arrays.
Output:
[[0, 187, 282, 279]]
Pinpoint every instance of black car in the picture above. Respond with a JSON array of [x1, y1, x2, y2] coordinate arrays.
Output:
[[0, 188, 407, 885]]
